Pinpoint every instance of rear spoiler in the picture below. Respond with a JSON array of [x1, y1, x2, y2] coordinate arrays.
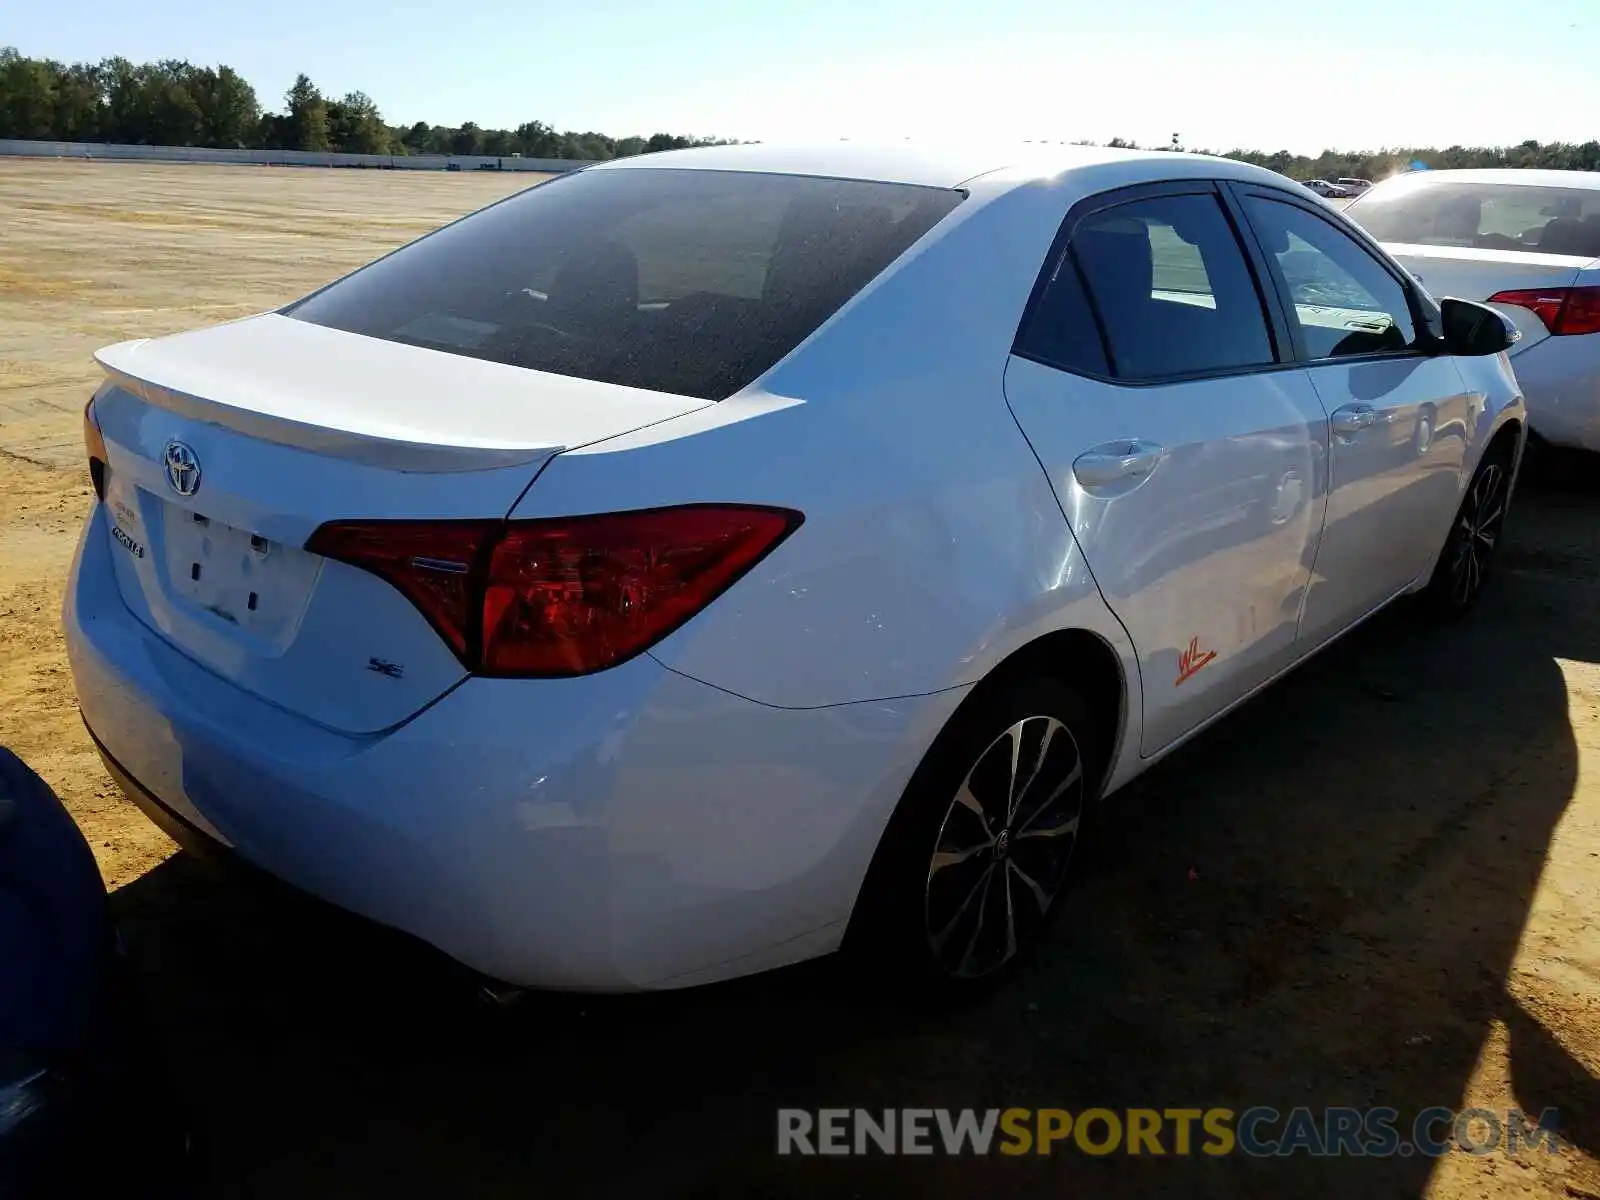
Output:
[[95, 350, 564, 474], [93, 312, 713, 472]]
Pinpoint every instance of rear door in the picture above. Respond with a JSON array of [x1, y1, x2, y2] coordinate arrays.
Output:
[[1004, 181, 1330, 755], [1231, 186, 1473, 647]]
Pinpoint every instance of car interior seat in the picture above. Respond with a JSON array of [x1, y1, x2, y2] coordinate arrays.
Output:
[[546, 239, 641, 329], [1537, 217, 1598, 257], [762, 201, 897, 311], [1075, 217, 1268, 376], [1433, 195, 1483, 245], [1072, 219, 1159, 375]]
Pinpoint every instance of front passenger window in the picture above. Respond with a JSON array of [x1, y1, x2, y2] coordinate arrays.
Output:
[[1241, 196, 1419, 360]]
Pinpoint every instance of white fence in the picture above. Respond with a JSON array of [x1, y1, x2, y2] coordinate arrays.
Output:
[[0, 138, 582, 173]]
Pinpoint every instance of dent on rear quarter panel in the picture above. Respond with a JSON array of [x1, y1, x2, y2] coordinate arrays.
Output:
[[509, 179, 1135, 710]]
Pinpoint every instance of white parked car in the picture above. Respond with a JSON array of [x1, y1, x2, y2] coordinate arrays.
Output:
[[1346, 168, 1600, 452], [1336, 178, 1374, 195], [65, 143, 1525, 994], [1304, 179, 1351, 198]]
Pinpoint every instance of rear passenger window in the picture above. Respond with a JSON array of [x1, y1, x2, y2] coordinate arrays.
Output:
[[1020, 193, 1277, 381]]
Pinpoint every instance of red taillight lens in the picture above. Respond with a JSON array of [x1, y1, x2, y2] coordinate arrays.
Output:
[[83, 398, 107, 500], [305, 519, 495, 663], [1487, 286, 1600, 336], [479, 506, 802, 676], [306, 505, 803, 677]]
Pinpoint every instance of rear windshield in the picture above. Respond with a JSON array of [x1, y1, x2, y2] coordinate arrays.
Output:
[[285, 168, 965, 400], [1349, 179, 1600, 258]]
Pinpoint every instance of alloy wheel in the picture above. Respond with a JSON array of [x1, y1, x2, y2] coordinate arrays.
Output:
[[923, 715, 1086, 979], [1446, 460, 1507, 607]]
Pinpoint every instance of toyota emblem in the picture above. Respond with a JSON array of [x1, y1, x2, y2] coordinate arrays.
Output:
[[163, 440, 202, 497]]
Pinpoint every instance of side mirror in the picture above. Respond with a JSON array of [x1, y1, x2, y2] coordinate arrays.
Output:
[[1439, 296, 1520, 356]]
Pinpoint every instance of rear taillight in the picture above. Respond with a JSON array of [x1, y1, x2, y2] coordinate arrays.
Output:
[[305, 519, 493, 666], [83, 398, 107, 500], [1486, 286, 1600, 336], [306, 505, 803, 677]]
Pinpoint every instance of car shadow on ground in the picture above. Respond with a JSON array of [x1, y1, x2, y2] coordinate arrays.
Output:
[[108, 464, 1600, 1200]]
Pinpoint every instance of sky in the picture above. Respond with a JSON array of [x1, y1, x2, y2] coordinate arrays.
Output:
[[9, 0, 1596, 154]]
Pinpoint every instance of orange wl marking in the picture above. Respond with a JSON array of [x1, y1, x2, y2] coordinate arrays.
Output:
[[1175, 636, 1217, 686]]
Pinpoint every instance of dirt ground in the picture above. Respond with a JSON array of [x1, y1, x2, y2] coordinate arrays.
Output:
[[0, 158, 1597, 1199]]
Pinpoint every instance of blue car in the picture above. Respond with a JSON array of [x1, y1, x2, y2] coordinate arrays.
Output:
[[0, 747, 193, 1198]]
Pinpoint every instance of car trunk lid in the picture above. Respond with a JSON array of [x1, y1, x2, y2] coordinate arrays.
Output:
[[1379, 242, 1593, 354], [91, 313, 710, 734]]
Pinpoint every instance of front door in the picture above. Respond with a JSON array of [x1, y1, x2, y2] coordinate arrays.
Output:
[[1231, 188, 1473, 647], [1005, 182, 1330, 755]]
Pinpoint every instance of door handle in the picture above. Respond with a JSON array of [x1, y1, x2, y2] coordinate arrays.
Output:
[[1072, 440, 1165, 489], [1330, 404, 1379, 435]]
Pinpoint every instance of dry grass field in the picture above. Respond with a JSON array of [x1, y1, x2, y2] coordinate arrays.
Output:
[[0, 159, 540, 470], [0, 157, 1597, 1199]]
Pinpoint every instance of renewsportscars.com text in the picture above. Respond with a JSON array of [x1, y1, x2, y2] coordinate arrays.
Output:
[[777, 1106, 1561, 1158]]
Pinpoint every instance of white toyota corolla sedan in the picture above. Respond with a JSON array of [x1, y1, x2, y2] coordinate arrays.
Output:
[[65, 143, 1526, 993], [1345, 168, 1600, 452]]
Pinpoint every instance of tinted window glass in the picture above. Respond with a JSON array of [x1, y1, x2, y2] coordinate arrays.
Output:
[[1065, 193, 1275, 380], [1349, 179, 1600, 257], [1017, 256, 1110, 376], [1243, 196, 1417, 359], [287, 169, 964, 400]]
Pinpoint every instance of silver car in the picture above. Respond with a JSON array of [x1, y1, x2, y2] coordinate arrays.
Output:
[[64, 144, 1529, 992], [1347, 168, 1600, 452]]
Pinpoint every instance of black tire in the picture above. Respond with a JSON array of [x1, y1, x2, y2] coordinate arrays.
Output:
[[846, 675, 1104, 998], [1422, 439, 1514, 617]]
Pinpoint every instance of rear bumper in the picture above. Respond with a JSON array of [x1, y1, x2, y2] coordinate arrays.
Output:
[[64, 504, 962, 990], [1510, 332, 1600, 453], [86, 727, 243, 871]]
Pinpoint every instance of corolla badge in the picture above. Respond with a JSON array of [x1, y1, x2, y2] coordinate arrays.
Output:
[[162, 440, 202, 497]]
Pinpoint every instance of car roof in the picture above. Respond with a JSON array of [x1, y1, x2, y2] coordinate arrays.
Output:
[[585, 139, 1300, 193], [1382, 168, 1600, 190]]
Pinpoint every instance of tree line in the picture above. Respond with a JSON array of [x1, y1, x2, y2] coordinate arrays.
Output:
[[0, 48, 721, 160], [1087, 135, 1600, 179], [5, 47, 1600, 174]]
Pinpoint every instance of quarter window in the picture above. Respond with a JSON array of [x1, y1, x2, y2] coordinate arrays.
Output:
[[1241, 196, 1418, 360], [1016, 255, 1110, 377], [1020, 192, 1277, 381]]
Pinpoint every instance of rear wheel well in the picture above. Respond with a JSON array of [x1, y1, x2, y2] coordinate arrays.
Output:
[[971, 631, 1126, 794], [1481, 418, 1524, 490], [842, 628, 1127, 962]]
